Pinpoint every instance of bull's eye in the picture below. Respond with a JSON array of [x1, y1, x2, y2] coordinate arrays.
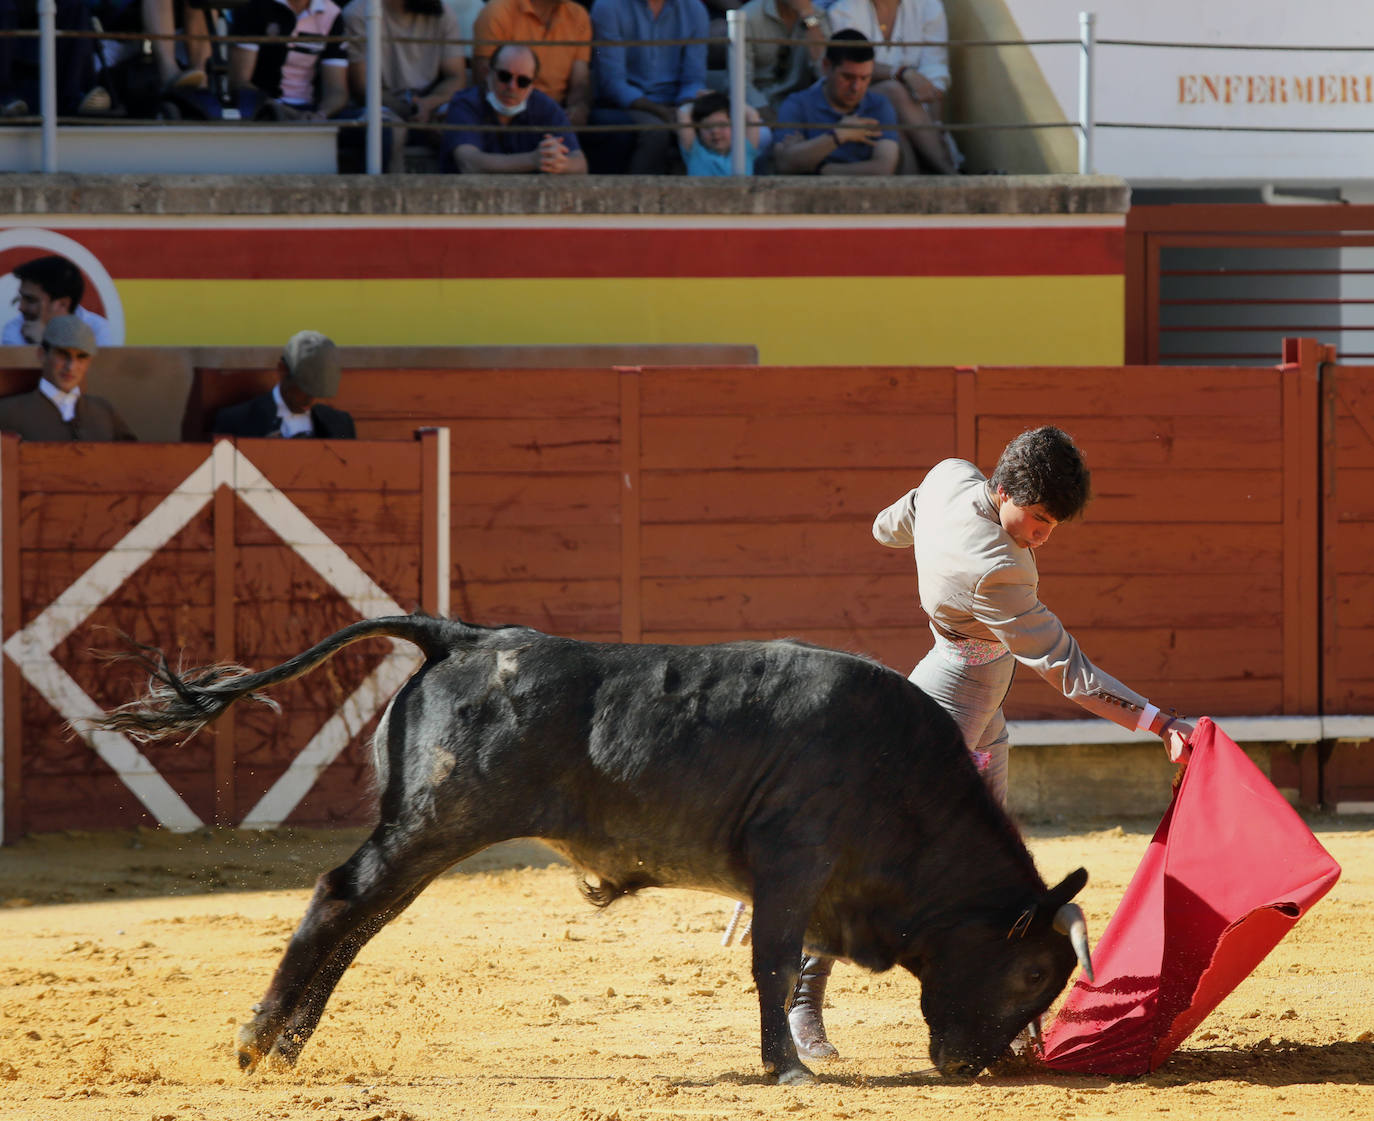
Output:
[[1026, 968, 1046, 986]]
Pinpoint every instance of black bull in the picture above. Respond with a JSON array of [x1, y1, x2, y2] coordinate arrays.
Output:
[[89, 614, 1093, 1084]]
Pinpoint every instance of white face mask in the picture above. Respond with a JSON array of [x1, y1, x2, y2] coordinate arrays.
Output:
[[486, 89, 528, 117]]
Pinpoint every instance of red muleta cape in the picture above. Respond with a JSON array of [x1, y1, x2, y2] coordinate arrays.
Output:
[[1039, 717, 1341, 1075]]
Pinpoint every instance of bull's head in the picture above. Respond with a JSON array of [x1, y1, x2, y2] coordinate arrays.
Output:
[[906, 867, 1092, 1077]]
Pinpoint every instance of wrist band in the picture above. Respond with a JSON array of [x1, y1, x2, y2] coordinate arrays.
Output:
[[1160, 715, 1178, 735], [1136, 702, 1160, 733], [830, 128, 842, 145]]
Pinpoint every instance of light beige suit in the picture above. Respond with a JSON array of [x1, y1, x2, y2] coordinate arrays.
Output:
[[874, 458, 1150, 735]]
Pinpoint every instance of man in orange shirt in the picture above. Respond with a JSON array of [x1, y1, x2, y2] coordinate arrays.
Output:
[[472, 0, 593, 127]]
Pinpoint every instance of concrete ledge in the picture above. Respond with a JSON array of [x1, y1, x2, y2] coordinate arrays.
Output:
[[1008, 740, 1273, 822], [1009, 714, 1374, 746], [180, 343, 759, 369], [0, 173, 1131, 218], [0, 125, 338, 175]]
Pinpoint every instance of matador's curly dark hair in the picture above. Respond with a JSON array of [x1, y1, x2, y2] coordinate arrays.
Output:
[[990, 426, 1092, 522]]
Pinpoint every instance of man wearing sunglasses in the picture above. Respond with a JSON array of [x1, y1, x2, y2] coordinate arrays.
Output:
[[441, 44, 588, 175]]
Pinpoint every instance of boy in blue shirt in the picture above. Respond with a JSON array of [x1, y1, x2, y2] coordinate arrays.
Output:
[[676, 91, 763, 175]]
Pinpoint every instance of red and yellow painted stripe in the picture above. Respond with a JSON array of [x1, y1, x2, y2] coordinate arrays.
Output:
[[2, 216, 1125, 364]]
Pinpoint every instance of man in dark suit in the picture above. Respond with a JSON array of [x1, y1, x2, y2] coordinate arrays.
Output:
[[211, 330, 356, 439], [0, 315, 137, 441]]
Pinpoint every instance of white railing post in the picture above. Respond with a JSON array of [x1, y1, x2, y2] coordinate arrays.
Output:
[[38, 0, 57, 172], [365, 0, 383, 174], [1078, 10, 1095, 175], [727, 9, 748, 176]]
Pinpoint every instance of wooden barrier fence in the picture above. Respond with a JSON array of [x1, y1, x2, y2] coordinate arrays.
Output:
[[3, 341, 1371, 836], [1, 431, 449, 840]]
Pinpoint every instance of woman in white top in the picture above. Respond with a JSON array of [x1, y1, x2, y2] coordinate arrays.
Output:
[[825, 0, 958, 172]]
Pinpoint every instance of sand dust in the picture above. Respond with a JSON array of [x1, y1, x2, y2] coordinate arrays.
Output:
[[0, 818, 1371, 1121]]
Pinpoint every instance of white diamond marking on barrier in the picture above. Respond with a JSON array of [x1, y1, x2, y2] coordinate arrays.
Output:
[[228, 448, 419, 828], [3, 443, 419, 832]]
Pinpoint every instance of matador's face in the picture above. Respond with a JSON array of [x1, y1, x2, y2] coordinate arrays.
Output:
[[996, 490, 1059, 551]]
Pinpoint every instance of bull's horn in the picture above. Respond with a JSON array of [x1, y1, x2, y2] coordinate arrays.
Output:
[[1052, 902, 1095, 982]]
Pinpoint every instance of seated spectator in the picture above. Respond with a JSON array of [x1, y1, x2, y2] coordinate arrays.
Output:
[[342, 0, 466, 167], [343, 0, 466, 123], [2, 255, 114, 347], [0, 0, 105, 116], [228, 0, 349, 121], [734, 0, 829, 119], [772, 29, 898, 176], [211, 330, 356, 439], [440, 43, 587, 175], [89, 0, 211, 96], [0, 316, 136, 442], [826, 0, 958, 173], [586, 0, 708, 174], [471, 0, 592, 128], [676, 91, 761, 175]]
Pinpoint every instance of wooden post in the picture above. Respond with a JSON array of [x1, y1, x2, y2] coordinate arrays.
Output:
[[212, 438, 237, 827], [1122, 218, 1148, 365], [418, 427, 451, 618], [1320, 354, 1340, 718], [955, 367, 977, 465], [0, 435, 21, 843], [618, 367, 642, 644], [1280, 338, 1327, 716]]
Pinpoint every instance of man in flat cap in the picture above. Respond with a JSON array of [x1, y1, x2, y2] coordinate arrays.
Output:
[[0, 315, 137, 441], [211, 330, 356, 439]]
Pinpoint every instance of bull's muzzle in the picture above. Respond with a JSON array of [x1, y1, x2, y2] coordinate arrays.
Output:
[[931, 1042, 982, 1080]]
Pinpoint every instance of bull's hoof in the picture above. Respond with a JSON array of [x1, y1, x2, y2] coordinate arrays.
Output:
[[237, 1009, 293, 1074], [777, 1064, 816, 1086], [236, 1022, 267, 1072]]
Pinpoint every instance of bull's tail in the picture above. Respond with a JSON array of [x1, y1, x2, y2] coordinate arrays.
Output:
[[80, 614, 462, 745]]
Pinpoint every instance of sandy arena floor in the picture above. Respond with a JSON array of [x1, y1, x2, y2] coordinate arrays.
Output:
[[0, 818, 1371, 1121]]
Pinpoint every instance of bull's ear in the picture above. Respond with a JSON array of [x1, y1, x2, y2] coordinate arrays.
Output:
[[1036, 866, 1089, 923]]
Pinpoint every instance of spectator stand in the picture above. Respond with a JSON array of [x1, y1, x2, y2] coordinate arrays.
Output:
[[0, 6, 1080, 175]]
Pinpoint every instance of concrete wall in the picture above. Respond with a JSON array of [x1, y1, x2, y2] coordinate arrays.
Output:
[[0, 174, 1131, 365], [0, 174, 1128, 218]]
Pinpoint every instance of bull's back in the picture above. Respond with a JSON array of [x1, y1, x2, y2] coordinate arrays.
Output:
[[416, 633, 972, 896]]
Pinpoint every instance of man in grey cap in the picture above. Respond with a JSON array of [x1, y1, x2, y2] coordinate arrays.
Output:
[[0, 315, 137, 441], [211, 330, 357, 439]]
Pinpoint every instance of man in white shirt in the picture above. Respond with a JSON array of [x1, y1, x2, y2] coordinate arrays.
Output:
[[1, 255, 114, 347]]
